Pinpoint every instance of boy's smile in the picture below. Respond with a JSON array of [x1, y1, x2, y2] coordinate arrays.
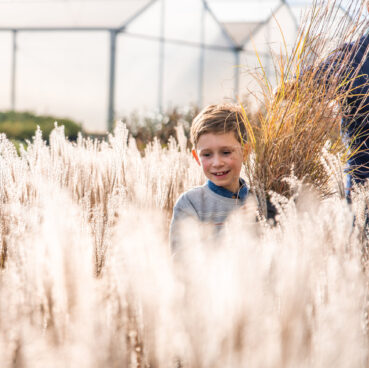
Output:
[[196, 131, 244, 193]]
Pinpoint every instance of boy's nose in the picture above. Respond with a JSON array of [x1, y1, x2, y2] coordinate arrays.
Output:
[[212, 154, 223, 167]]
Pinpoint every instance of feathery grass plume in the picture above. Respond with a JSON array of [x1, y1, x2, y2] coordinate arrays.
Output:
[[241, 0, 369, 213], [1, 121, 369, 366]]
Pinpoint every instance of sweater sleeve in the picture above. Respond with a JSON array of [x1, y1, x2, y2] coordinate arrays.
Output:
[[169, 193, 198, 254]]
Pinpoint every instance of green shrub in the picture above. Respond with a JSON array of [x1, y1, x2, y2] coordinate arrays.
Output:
[[0, 111, 82, 143]]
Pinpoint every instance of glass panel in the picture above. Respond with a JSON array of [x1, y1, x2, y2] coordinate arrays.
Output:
[[0, 32, 12, 110], [202, 49, 236, 106], [221, 22, 258, 47], [243, 6, 298, 53], [126, 0, 161, 38], [204, 8, 235, 47], [164, 0, 202, 44], [286, 0, 313, 5], [163, 43, 200, 108], [116, 34, 159, 116], [17, 32, 108, 133], [207, 0, 281, 23], [0, 0, 152, 28]]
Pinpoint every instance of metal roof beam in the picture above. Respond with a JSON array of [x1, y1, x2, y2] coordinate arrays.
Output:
[[123, 31, 239, 52], [202, 0, 239, 48], [0, 0, 159, 33], [116, 0, 159, 33], [240, 1, 285, 47]]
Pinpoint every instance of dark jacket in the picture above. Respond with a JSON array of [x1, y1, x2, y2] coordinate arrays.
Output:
[[333, 33, 369, 182]]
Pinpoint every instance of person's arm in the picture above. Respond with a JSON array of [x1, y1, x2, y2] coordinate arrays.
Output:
[[169, 194, 198, 254]]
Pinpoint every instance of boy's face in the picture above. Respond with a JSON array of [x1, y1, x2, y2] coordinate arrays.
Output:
[[196, 131, 245, 193]]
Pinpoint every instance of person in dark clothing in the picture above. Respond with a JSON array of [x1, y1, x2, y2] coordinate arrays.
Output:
[[301, 27, 369, 200], [333, 32, 369, 198]]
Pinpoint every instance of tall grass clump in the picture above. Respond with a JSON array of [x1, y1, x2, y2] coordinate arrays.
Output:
[[1, 121, 369, 367], [242, 0, 369, 215]]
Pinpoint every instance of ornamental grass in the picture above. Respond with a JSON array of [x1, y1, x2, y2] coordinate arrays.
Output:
[[242, 0, 369, 214]]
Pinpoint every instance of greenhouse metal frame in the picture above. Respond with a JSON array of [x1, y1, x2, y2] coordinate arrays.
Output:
[[0, 0, 350, 131]]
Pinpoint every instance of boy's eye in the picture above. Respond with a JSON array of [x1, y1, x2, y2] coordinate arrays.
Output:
[[201, 153, 211, 157], [222, 151, 231, 155]]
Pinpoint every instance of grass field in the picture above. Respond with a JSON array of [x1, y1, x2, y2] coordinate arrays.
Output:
[[2, 1, 369, 366], [0, 123, 369, 367]]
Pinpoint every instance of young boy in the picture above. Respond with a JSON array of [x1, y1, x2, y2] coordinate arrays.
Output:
[[170, 103, 250, 252]]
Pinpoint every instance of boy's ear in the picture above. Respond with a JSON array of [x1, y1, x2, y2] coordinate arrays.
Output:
[[242, 143, 252, 161], [192, 149, 201, 166]]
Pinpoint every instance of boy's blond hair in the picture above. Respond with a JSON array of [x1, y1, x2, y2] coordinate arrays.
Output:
[[190, 103, 247, 147]]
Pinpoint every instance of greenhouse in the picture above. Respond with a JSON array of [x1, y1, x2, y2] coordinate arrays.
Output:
[[0, 0, 351, 132]]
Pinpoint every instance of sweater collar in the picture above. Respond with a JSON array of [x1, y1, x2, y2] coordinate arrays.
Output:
[[207, 178, 248, 200]]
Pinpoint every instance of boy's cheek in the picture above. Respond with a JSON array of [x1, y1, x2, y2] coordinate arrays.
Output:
[[199, 157, 208, 166], [201, 161, 211, 173]]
